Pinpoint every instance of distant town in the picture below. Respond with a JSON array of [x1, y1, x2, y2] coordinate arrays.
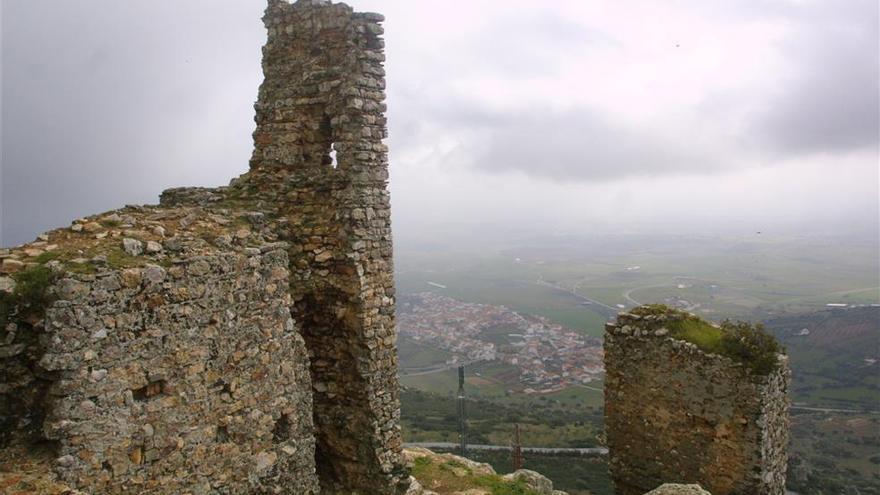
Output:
[[398, 292, 604, 393]]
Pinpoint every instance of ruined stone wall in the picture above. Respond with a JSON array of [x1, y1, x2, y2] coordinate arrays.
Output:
[[1, 206, 320, 494], [155, 0, 404, 492], [2, 1, 406, 493], [604, 311, 791, 495]]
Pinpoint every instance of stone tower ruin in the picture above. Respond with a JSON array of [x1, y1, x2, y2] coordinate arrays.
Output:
[[0, 1, 407, 493], [243, 0, 403, 491], [604, 307, 791, 495]]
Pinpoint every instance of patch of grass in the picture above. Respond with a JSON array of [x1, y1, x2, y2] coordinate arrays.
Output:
[[668, 317, 724, 353], [232, 217, 253, 230], [34, 251, 61, 264], [63, 261, 98, 275], [440, 459, 467, 471], [105, 248, 142, 269], [473, 474, 537, 495]]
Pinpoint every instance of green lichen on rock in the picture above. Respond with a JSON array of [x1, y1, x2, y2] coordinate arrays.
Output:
[[630, 304, 784, 375]]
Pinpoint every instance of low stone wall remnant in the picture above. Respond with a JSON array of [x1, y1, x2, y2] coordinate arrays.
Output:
[[604, 306, 790, 495]]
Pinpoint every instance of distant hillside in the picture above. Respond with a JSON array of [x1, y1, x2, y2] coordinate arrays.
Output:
[[764, 307, 880, 494], [764, 306, 879, 409]]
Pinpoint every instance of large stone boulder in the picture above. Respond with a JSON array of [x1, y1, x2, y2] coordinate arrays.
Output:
[[502, 469, 556, 494], [404, 447, 497, 477]]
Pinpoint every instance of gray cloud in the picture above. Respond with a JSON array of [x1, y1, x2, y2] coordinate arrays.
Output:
[[438, 107, 723, 181], [465, 12, 618, 77], [2, 1, 265, 246], [750, 0, 879, 154], [383, 0, 878, 185], [1, 0, 877, 247]]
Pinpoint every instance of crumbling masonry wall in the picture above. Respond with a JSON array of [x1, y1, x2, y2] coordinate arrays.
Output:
[[1, 206, 320, 494], [604, 311, 791, 495]]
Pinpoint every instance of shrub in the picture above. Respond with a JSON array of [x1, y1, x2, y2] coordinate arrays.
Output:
[[0, 292, 13, 328], [0, 265, 57, 327], [718, 320, 784, 375]]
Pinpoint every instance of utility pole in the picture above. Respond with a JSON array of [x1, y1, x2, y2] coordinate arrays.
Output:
[[512, 423, 524, 471], [457, 365, 467, 457]]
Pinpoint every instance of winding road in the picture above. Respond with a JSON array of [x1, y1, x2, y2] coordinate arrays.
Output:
[[536, 278, 618, 319]]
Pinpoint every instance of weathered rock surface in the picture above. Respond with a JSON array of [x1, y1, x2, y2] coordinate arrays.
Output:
[[502, 469, 556, 494], [0, 443, 86, 494], [405, 447, 496, 477]]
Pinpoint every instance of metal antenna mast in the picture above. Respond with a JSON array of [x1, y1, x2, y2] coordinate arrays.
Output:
[[512, 423, 524, 470], [457, 365, 467, 457]]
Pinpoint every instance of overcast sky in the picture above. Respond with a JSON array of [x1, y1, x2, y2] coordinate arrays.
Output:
[[2, 0, 878, 247]]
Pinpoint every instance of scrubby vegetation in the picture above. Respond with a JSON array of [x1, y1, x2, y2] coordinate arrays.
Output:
[[401, 388, 602, 448], [718, 320, 785, 375], [402, 387, 608, 494], [0, 264, 57, 327], [631, 304, 784, 375]]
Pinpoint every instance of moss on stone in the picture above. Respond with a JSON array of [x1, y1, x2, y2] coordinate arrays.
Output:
[[630, 304, 783, 375], [105, 248, 142, 269], [668, 317, 725, 352], [62, 261, 98, 275]]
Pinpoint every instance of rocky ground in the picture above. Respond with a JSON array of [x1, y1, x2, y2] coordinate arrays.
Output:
[[403, 447, 712, 495], [0, 443, 84, 495], [404, 447, 567, 495], [0, 443, 712, 495]]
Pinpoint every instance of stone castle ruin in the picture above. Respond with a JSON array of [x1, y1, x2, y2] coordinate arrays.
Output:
[[604, 307, 791, 495], [0, 1, 792, 494], [1, 0, 405, 493]]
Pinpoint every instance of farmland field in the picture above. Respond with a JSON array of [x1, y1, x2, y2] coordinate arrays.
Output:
[[396, 233, 879, 324]]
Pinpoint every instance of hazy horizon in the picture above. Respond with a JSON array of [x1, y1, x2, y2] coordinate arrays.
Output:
[[2, 0, 878, 248]]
